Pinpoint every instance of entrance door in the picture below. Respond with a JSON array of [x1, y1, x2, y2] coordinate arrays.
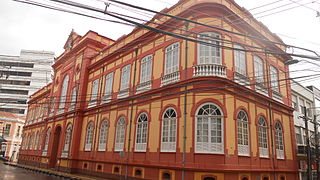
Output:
[[49, 126, 61, 168]]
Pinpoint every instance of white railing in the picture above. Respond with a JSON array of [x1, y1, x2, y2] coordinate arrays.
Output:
[[136, 80, 152, 93], [101, 94, 112, 104], [193, 64, 226, 78], [259, 147, 269, 158], [255, 82, 268, 96], [161, 71, 180, 87], [272, 90, 283, 103], [234, 72, 250, 86], [117, 88, 129, 99]]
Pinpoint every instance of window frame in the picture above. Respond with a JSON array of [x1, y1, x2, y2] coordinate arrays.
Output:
[[270, 66, 279, 92], [62, 124, 73, 157], [165, 42, 180, 75], [58, 75, 69, 112], [135, 113, 149, 152], [161, 108, 177, 152], [115, 117, 126, 151], [254, 56, 264, 84], [197, 32, 221, 65], [275, 122, 285, 159], [140, 55, 153, 84], [120, 64, 131, 91], [237, 110, 250, 156], [89, 79, 100, 107], [85, 122, 94, 151], [234, 44, 246, 76], [195, 103, 224, 154], [258, 116, 269, 158], [98, 120, 109, 151]]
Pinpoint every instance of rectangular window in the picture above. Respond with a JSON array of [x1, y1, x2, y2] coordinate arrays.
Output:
[[89, 79, 99, 107], [140, 55, 152, 83], [198, 32, 221, 64], [295, 127, 303, 145], [120, 65, 131, 90], [234, 45, 246, 75], [292, 95, 298, 111], [165, 43, 180, 75], [270, 66, 279, 92], [3, 124, 11, 136], [306, 102, 312, 117], [16, 126, 21, 137], [254, 56, 264, 84], [300, 98, 306, 114], [103, 72, 114, 102]]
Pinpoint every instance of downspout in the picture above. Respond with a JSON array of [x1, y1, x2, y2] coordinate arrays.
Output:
[[182, 23, 189, 180], [125, 48, 139, 180], [265, 51, 276, 180]]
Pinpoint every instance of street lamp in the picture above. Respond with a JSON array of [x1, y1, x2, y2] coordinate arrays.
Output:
[[285, 59, 320, 67]]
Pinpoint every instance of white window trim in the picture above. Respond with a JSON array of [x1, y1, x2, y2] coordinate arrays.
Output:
[[270, 66, 279, 92], [102, 73, 114, 103], [58, 75, 69, 113], [254, 56, 264, 84], [275, 122, 285, 159], [62, 124, 72, 157], [89, 79, 99, 107], [140, 55, 153, 84], [258, 117, 269, 158]]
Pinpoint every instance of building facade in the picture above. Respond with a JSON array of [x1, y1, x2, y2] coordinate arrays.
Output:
[[0, 49, 54, 116], [19, 0, 298, 179], [291, 82, 320, 180], [0, 111, 25, 162]]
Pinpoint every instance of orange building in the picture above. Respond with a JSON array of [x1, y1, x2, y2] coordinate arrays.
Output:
[[19, 0, 298, 179]]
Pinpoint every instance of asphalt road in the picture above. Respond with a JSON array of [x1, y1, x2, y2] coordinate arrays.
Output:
[[0, 161, 61, 180]]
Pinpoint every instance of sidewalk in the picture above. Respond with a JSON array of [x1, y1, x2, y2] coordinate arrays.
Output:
[[3, 162, 106, 180]]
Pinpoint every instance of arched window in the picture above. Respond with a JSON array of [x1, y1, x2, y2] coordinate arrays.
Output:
[[203, 177, 216, 180], [275, 122, 284, 159], [115, 117, 126, 151], [135, 113, 149, 152], [42, 128, 51, 156], [62, 124, 72, 157], [38, 132, 43, 150], [27, 134, 33, 150], [237, 110, 249, 156], [198, 32, 221, 65], [196, 103, 223, 153], [161, 108, 177, 152], [58, 75, 69, 113], [98, 120, 108, 151], [34, 132, 39, 150], [163, 172, 171, 180], [258, 116, 269, 157], [270, 66, 279, 92], [85, 122, 94, 151]]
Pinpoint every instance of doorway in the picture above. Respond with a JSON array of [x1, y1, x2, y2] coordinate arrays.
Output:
[[49, 126, 61, 168]]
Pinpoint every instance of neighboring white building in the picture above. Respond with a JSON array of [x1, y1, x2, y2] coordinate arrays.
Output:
[[0, 50, 54, 116], [291, 80, 320, 180]]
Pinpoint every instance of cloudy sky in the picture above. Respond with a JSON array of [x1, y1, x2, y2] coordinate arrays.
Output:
[[0, 0, 320, 87]]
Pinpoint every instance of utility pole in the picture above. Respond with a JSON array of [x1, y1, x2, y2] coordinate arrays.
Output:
[[305, 106, 312, 180], [314, 114, 320, 180]]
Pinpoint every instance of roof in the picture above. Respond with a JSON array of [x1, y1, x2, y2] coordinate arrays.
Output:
[[0, 111, 26, 122]]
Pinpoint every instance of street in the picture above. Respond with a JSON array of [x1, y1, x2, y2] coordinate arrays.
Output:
[[0, 162, 61, 180]]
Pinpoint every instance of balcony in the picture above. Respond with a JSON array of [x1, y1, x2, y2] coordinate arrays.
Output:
[[101, 94, 112, 104], [136, 80, 152, 93], [234, 72, 250, 87], [117, 88, 129, 99], [272, 89, 283, 103], [161, 71, 180, 87], [255, 82, 268, 96], [193, 64, 226, 78]]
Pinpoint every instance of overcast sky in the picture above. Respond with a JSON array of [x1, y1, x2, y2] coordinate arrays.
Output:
[[0, 0, 320, 88]]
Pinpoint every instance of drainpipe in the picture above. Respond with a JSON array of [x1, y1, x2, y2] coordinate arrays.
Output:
[[265, 52, 276, 180], [182, 22, 189, 180], [125, 48, 139, 180]]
